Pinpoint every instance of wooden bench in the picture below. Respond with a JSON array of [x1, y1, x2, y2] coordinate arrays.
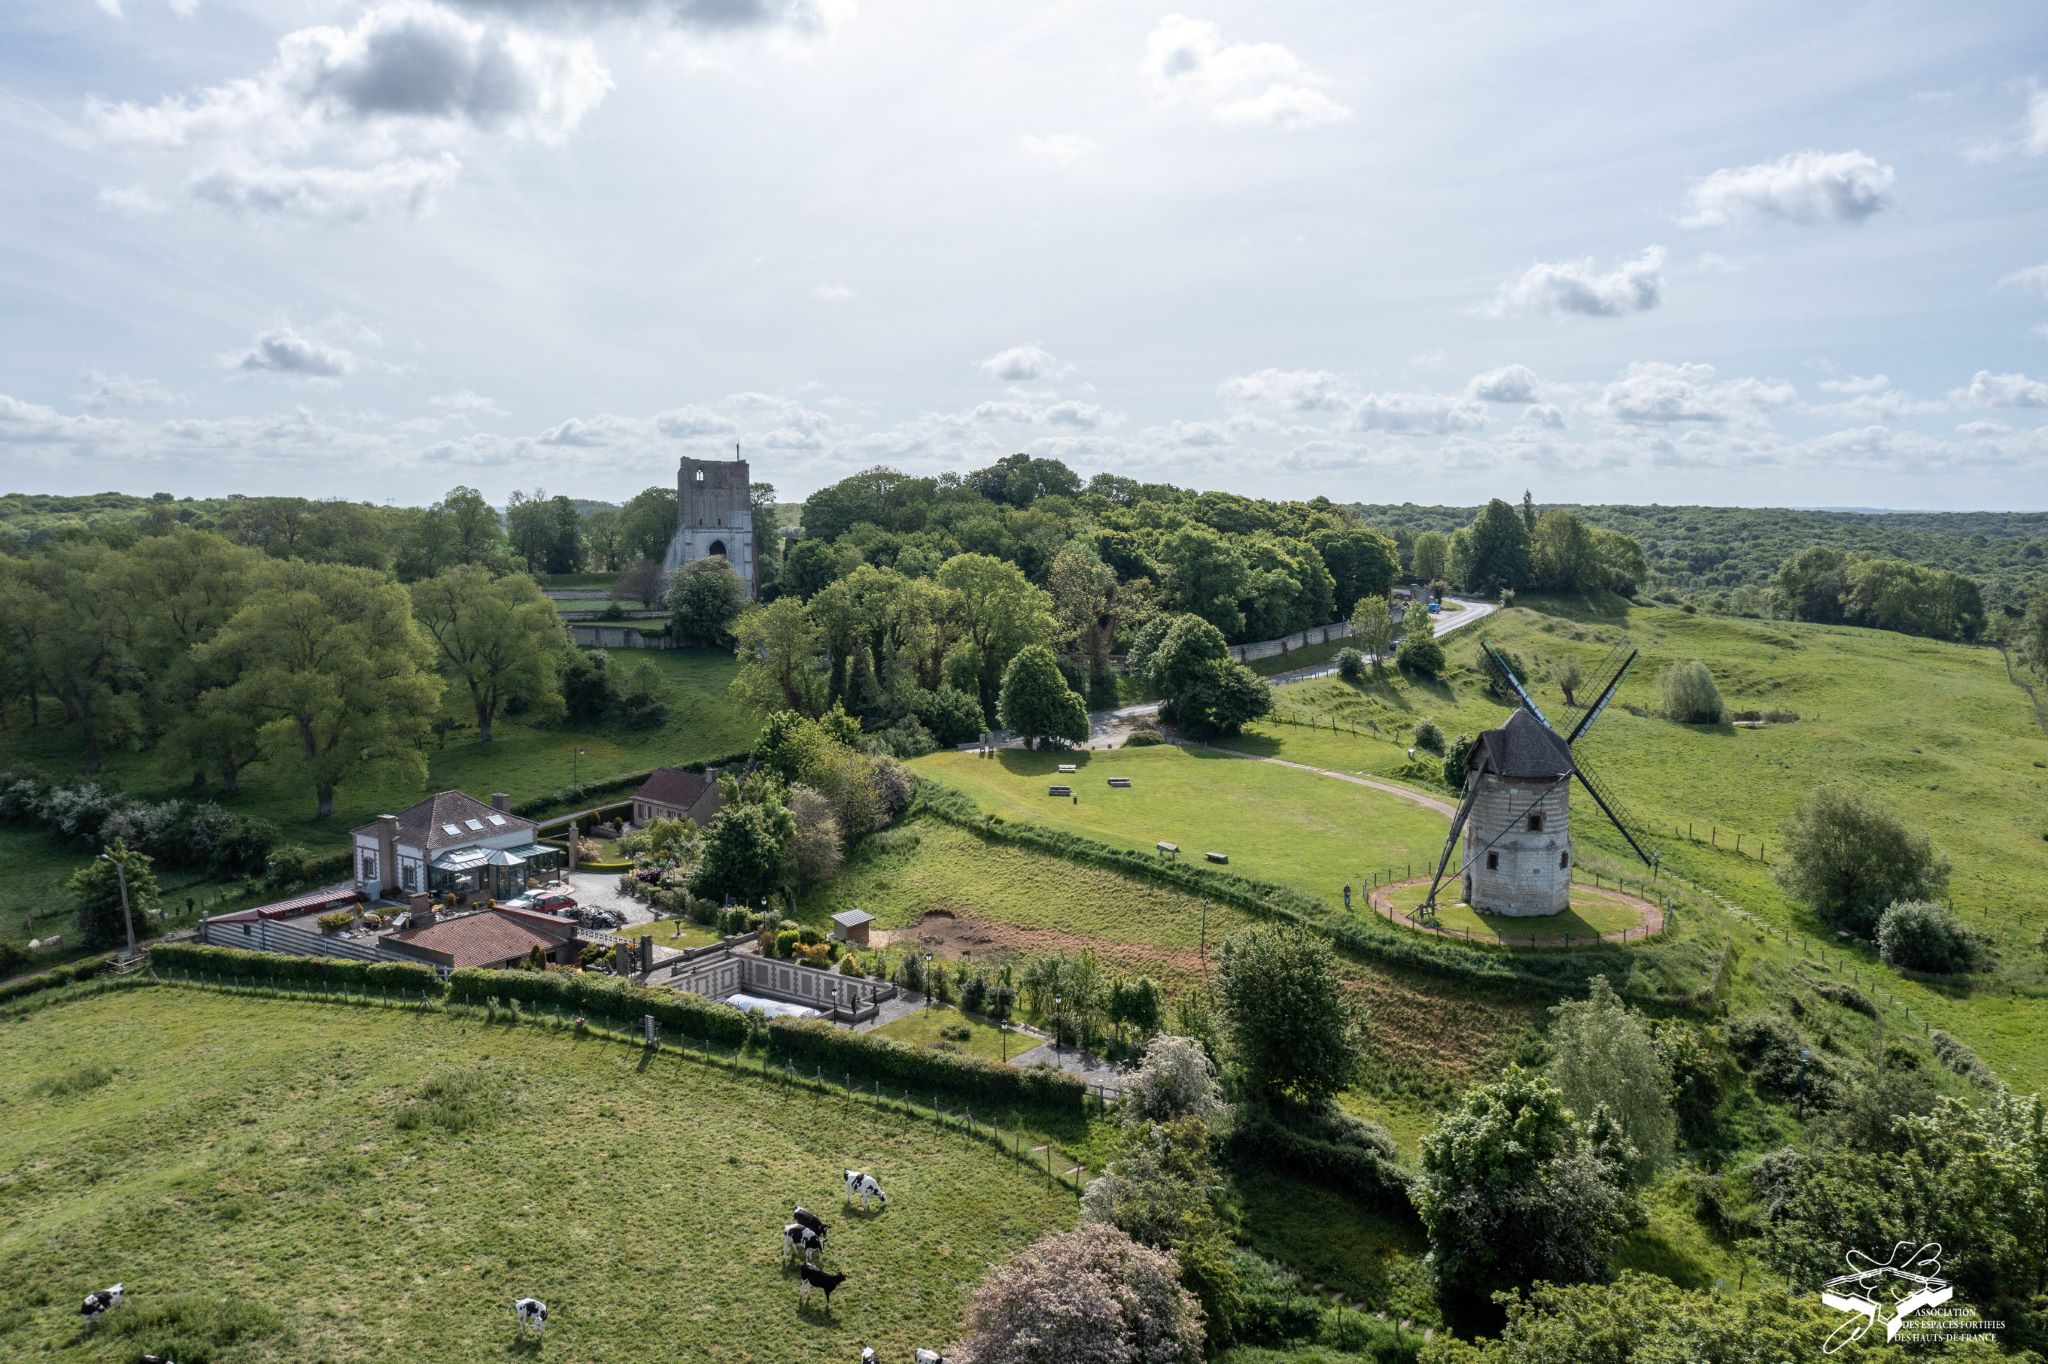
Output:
[[1106, 777, 1132, 788], [1056, 763, 1077, 774], [1048, 785, 1073, 797], [1205, 851, 1229, 865], [1156, 841, 1179, 860]]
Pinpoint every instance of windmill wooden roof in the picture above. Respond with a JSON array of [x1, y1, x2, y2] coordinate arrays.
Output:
[[1469, 708, 1574, 780]]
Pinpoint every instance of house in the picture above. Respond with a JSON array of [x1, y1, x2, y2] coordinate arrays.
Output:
[[350, 791, 564, 903], [632, 767, 725, 827], [381, 906, 582, 974], [829, 909, 874, 947]]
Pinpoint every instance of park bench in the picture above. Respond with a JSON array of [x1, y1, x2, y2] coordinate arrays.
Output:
[[1056, 763, 1077, 774], [1205, 851, 1229, 864], [1048, 785, 1073, 797], [1156, 841, 1179, 860], [1106, 777, 1132, 788]]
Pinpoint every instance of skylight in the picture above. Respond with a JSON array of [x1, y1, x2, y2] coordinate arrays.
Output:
[[487, 814, 507, 826], [464, 818, 483, 831], [441, 823, 461, 836]]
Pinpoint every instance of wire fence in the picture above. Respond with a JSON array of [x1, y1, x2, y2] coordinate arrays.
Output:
[[139, 967, 1098, 1197], [1354, 864, 1678, 948]]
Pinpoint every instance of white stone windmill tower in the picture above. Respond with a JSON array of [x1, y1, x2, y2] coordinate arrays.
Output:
[[1421, 643, 1655, 916]]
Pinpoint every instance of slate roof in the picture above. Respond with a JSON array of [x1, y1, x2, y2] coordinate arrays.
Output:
[[636, 767, 719, 813], [383, 909, 571, 971], [1469, 707, 1575, 779], [352, 791, 534, 850]]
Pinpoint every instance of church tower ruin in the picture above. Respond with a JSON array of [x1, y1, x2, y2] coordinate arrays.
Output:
[[662, 451, 756, 598]]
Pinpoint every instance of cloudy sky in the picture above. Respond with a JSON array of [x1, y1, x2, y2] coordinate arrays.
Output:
[[3, 0, 2047, 510]]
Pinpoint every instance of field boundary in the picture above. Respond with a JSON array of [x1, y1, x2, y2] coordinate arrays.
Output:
[[1368, 877, 1666, 948]]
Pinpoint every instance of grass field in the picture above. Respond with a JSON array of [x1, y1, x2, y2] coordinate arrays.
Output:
[[613, 918, 722, 949], [871, 1003, 1028, 1065], [1379, 880, 1652, 945], [0, 824, 223, 953], [0, 988, 1072, 1363], [910, 746, 1450, 912]]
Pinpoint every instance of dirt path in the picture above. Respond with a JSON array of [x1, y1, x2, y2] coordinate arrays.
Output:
[[1187, 745, 1460, 817]]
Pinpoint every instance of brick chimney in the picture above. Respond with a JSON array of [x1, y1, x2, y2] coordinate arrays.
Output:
[[491, 792, 510, 813], [374, 814, 400, 897]]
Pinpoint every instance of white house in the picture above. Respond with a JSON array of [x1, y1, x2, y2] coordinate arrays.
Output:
[[350, 790, 562, 902]]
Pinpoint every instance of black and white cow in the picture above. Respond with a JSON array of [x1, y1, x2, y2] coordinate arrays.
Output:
[[792, 1204, 829, 1238], [843, 1169, 888, 1210], [512, 1297, 548, 1337], [140, 1356, 175, 1363], [782, 1222, 825, 1264], [797, 1263, 848, 1312], [79, 1284, 122, 1327], [861, 1349, 877, 1364], [916, 1351, 951, 1364]]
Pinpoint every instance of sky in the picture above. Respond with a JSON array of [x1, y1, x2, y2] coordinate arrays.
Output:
[[2, 0, 2046, 511]]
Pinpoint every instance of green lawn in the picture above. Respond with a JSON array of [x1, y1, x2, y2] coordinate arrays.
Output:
[[910, 745, 1450, 912], [0, 988, 1072, 1363], [1, 648, 756, 849], [614, 917, 722, 949], [1233, 1169, 1437, 1323], [553, 599, 662, 615], [871, 1003, 1029, 1065], [1380, 881, 1651, 945]]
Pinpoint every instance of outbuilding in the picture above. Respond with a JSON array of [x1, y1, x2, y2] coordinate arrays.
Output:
[[829, 909, 875, 947]]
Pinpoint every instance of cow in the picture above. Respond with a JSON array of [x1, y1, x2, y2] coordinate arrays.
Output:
[[792, 1204, 829, 1238], [141, 1356, 175, 1363], [843, 1169, 888, 1210], [512, 1297, 548, 1337], [79, 1284, 122, 1327], [916, 1351, 951, 1364], [861, 1350, 877, 1364], [782, 1222, 825, 1265], [797, 1263, 848, 1312]]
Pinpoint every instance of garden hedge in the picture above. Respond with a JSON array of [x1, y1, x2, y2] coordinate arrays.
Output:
[[0, 954, 115, 1006], [150, 942, 443, 995], [446, 967, 749, 1047], [1223, 1106, 1416, 1218], [764, 1016, 1086, 1115]]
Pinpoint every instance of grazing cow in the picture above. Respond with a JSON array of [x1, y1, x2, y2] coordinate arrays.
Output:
[[916, 1351, 951, 1364], [782, 1222, 825, 1264], [141, 1356, 175, 1363], [797, 1263, 848, 1312], [512, 1297, 548, 1337], [843, 1169, 888, 1210], [80, 1284, 122, 1327], [792, 1204, 829, 1237], [861, 1350, 878, 1364]]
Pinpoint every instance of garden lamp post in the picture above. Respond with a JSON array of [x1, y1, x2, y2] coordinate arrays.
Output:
[[100, 850, 137, 963], [573, 746, 586, 786], [1053, 993, 1063, 1066]]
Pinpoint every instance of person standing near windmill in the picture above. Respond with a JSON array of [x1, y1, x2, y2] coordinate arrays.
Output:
[[1421, 643, 1656, 917]]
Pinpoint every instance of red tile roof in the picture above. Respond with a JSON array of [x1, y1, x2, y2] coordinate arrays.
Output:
[[384, 909, 575, 971]]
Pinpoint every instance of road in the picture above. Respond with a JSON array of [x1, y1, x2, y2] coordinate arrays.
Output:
[[1084, 596, 1496, 746]]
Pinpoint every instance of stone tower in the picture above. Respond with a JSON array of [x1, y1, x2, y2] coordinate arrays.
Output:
[[662, 453, 756, 597], [1459, 708, 1574, 916]]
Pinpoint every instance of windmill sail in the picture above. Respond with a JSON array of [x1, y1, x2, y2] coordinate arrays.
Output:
[[1566, 649, 1637, 744], [1572, 753, 1655, 868], [1481, 642, 1552, 730]]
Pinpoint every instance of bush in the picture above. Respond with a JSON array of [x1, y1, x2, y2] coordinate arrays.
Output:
[[0, 771, 279, 879], [446, 967, 750, 1046], [1877, 899, 1978, 974], [1395, 631, 1444, 679], [1776, 786, 1949, 937], [1335, 647, 1366, 682], [0, 955, 114, 1007], [1124, 725, 1166, 748], [1929, 1029, 1995, 1085], [1224, 1103, 1412, 1213], [1413, 719, 1445, 754], [264, 843, 316, 888], [764, 1016, 1086, 1114], [1659, 660, 1725, 724], [956, 1225, 1204, 1364], [151, 943, 444, 997]]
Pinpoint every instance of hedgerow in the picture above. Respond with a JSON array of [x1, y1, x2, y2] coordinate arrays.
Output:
[[0, 954, 115, 1006], [765, 1016, 1086, 1115], [446, 967, 749, 1047], [151, 943, 441, 995]]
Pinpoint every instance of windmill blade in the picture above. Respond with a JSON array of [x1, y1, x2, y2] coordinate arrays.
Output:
[[1481, 641, 1554, 732], [1421, 779, 1482, 908], [1551, 639, 1631, 728], [1573, 757, 1655, 868], [1566, 649, 1638, 745]]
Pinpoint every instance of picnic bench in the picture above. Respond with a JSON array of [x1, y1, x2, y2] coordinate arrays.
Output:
[[1056, 763, 1077, 774], [1048, 785, 1073, 797], [1205, 851, 1229, 865], [1106, 777, 1132, 788], [1156, 841, 1179, 860]]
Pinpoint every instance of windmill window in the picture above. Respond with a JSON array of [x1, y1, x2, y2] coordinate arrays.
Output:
[[1485, 851, 1499, 870], [1559, 851, 1570, 869], [1526, 813, 1544, 833]]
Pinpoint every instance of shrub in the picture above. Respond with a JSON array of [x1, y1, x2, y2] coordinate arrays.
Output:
[[151, 943, 444, 997], [1929, 1030, 1995, 1085], [1777, 787, 1949, 937], [1224, 1103, 1412, 1213], [1395, 631, 1445, 679], [315, 910, 356, 934], [1877, 900, 1978, 974], [955, 1224, 1204, 1364], [447, 967, 749, 1047], [264, 843, 316, 888], [1413, 719, 1445, 754], [1659, 660, 1725, 724], [1335, 647, 1366, 682], [764, 1016, 1085, 1114], [1124, 1035, 1227, 1125], [0, 955, 114, 1007], [1123, 726, 1166, 748]]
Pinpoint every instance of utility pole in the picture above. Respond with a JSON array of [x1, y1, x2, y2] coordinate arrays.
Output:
[[102, 850, 137, 963]]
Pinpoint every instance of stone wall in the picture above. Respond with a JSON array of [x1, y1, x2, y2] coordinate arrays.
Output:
[[569, 624, 666, 649], [1461, 774, 1573, 916], [1227, 621, 1351, 663]]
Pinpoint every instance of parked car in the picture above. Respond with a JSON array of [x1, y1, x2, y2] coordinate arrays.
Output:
[[528, 891, 578, 915]]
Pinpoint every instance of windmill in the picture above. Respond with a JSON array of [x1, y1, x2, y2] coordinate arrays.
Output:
[[1420, 642, 1655, 916]]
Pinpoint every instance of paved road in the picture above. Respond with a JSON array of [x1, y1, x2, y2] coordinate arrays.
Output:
[[1083, 596, 1496, 746]]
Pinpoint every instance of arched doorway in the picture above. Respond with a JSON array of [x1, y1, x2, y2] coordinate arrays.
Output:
[[707, 539, 727, 559]]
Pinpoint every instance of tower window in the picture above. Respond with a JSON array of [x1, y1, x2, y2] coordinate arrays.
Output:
[[1485, 851, 1499, 870], [1559, 851, 1570, 869], [1526, 813, 1544, 832], [694, 470, 705, 482]]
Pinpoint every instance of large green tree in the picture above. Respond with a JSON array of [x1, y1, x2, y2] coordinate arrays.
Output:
[[730, 597, 827, 715], [409, 565, 570, 743], [693, 795, 795, 905], [1214, 923, 1365, 1108], [1531, 510, 1601, 593], [936, 553, 1056, 720], [68, 841, 160, 950], [1310, 526, 1400, 617], [1157, 525, 1250, 637], [997, 644, 1088, 748], [1777, 786, 1948, 936], [1348, 594, 1398, 671], [1410, 529, 1450, 584], [4, 542, 142, 772], [666, 558, 748, 648], [1547, 976, 1674, 1183], [202, 561, 444, 817], [1453, 498, 1534, 596]]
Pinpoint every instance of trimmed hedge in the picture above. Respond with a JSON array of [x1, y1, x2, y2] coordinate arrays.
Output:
[[1224, 1106, 1415, 1217], [0, 954, 115, 1006], [446, 967, 749, 1047], [765, 1016, 1086, 1115], [150, 942, 443, 995]]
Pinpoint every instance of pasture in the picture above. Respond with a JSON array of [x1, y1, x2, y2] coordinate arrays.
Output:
[[909, 745, 1450, 911], [0, 988, 1072, 1363]]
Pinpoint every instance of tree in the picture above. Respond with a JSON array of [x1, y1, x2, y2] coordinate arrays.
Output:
[[1157, 525, 1250, 637], [1417, 1068, 1640, 1302], [1310, 526, 1400, 617], [1547, 976, 1674, 1183], [1658, 660, 1724, 724], [544, 494, 584, 574], [1411, 529, 1450, 584], [616, 555, 664, 608], [954, 1224, 1204, 1364], [693, 800, 794, 905], [619, 485, 679, 563], [1145, 616, 1270, 734], [1123, 1035, 1227, 1125], [560, 647, 617, 721], [998, 645, 1089, 748], [1592, 529, 1648, 597], [778, 538, 845, 601], [1214, 924, 1364, 1108], [1777, 787, 1949, 936], [1082, 1115, 1228, 1251], [783, 785, 843, 889], [4, 543, 142, 773], [410, 566, 570, 743], [200, 561, 443, 818], [967, 452, 1083, 507], [937, 553, 1057, 720], [2023, 580, 2048, 677], [730, 597, 827, 716], [666, 558, 747, 648], [1771, 545, 1850, 623], [1442, 732, 1474, 791], [1456, 499, 1534, 596], [1396, 630, 1445, 679], [1348, 594, 1398, 670], [1521, 489, 1537, 533], [1876, 899, 1978, 973], [1531, 510, 1601, 593], [581, 506, 623, 572], [68, 842, 160, 949]]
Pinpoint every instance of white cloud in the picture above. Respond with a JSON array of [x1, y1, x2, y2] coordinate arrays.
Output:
[[186, 156, 461, 220], [1997, 263, 2048, 298], [1961, 370, 2048, 407], [1817, 373, 1891, 394], [1522, 403, 1566, 429], [1680, 150, 1895, 228], [1140, 15, 1352, 130], [73, 371, 176, 409], [654, 405, 739, 437], [234, 325, 355, 377], [1042, 400, 1108, 428], [979, 342, 1072, 382], [1807, 375, 1945, 420], [813, 282, 853, 300], [1595, 361, 1794, 425], [970, 400, 1037, 424], [1485, 246, 1665, 318], [1019, 133, 1099, 164], [430, 389, 506, 415], [440, 0, 834, 34], [1467, 363, 1539, 403], [1218, 367, 1350, 412], [1956, 420, 2011, 437], [1349, 392, 1485, 434]]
